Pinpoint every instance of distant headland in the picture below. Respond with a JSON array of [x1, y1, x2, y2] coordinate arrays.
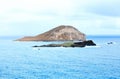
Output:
[[16, 25, 86, 41]]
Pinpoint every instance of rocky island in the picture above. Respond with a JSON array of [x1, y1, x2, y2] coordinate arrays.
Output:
[[16, 25, 86, 41], [33, 40, 96, 47]]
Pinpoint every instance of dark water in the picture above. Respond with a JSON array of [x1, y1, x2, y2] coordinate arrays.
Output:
[[0, 36, 120, 79]]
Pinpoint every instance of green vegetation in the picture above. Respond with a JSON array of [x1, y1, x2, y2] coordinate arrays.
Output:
[[61, 42, 74, 47]]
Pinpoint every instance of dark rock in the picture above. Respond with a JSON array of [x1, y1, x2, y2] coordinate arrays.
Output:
[[107, 42, 113, 44], [32, 45, 39, 47], [72, 40, 96, 47], [83, 40, 96, 46], [72, 42, 86, 47]]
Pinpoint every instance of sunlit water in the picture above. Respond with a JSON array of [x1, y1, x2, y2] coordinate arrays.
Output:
[[0, 36, 120, 79]]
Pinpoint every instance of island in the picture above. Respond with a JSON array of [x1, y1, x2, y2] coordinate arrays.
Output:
[[32, 40, 96, 47], [16, 25, 86, 41]]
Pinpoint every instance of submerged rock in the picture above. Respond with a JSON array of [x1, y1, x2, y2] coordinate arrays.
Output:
[[107, 42, 113, 45]]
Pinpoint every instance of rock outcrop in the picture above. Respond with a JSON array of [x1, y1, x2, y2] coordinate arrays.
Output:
[[16, 25, 86, 41], [71, 40, 96, 47]]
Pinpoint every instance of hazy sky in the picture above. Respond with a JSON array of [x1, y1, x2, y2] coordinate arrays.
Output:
[[0, 0, 120, 36]]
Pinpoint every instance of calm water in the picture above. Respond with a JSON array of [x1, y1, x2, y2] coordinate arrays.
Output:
[[0, 36, 120, 79]]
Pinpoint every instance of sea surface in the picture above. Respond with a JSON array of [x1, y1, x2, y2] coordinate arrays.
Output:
[[0, 36, 120, 79]]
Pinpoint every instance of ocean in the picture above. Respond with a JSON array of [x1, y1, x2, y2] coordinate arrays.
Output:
[[0, 36, 120, 79]]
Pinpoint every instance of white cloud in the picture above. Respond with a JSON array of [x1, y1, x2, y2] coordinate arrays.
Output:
[[0, 0, 75, 14], [0, 0, 120, 36], [0, 0, 76, 23]]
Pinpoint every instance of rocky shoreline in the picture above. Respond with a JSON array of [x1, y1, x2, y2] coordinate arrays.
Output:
[[32, 40, 96, 48]]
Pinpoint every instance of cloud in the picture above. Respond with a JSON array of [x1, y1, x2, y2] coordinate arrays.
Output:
[[0, 0, 120, 36], [0, 0, 76, 23], [76, 0, 120, 17]]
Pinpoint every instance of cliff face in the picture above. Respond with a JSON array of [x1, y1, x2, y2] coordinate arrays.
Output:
[[16, 25, 86, 41]]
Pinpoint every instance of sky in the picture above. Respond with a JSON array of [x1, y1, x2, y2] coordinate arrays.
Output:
[[0, 0, 120, 36]]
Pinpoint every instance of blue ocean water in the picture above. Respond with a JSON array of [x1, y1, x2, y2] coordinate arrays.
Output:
[[0, 36, 120, 79]]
